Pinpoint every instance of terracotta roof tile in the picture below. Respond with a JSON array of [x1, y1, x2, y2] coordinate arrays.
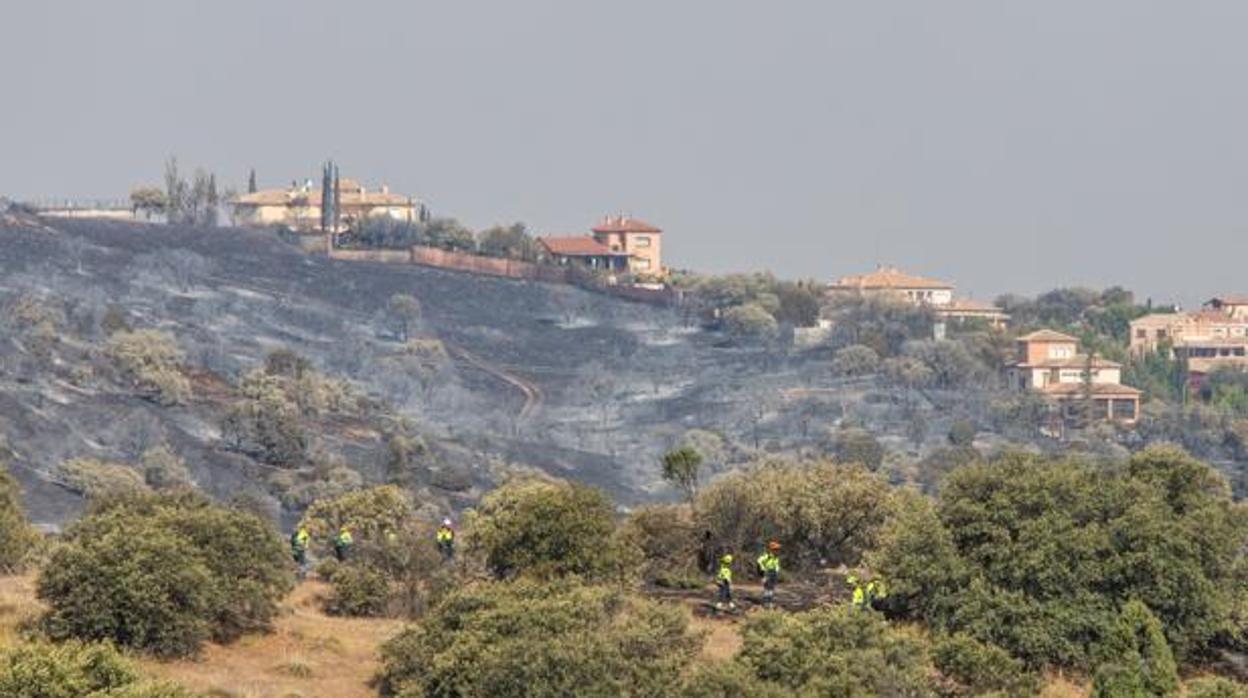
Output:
[[539, 235, 619, 256], [830, 265, 953, 291]]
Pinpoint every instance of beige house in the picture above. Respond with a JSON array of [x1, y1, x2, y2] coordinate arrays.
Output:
[[1206, 295, 1248, 320], [1129, 297, 1248, 379], [826, 265, 1008, 327], [1006, 330, 1141, 422], [231, 178, 425, 232]]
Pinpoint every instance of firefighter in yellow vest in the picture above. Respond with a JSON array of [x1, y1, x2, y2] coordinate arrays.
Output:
[[848, 572, 887, 611], [436, 518, 455, 561], [290, 526, 310, 579], [715, 554, 736, 611], [756, 541, 781, 609], [333, 525, 354, 562]]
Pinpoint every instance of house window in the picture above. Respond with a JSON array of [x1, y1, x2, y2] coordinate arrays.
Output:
[[634, 258, 651, 270], [633, 236, 651, 248], [1049, 345, 1074, 359], [1157, 329, 1167, 338], [1135, 329, 1146, 339]]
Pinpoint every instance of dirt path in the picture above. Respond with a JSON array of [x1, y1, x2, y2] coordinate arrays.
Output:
[[446, 343, 544, 420]]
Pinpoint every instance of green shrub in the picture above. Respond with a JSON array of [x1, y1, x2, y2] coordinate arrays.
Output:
[[932, 633, 1037, 696], [832, 428, 885, 470], [947, 419, 977, 447], [1186, 677, 1248, 698], [324, 564, 390, 617], [221, 373, 307, 467], [56, 458, 148, 499], [466, 478, 634, 581], [0, 639, 191, 697], [694, 459, 897, 570], [106, 330, 190, 405], [37, 492, 293, 657], [676, 661, 789, 698], [140, 445, 192, 490], [300, 486, 453, 618], [298, 484, 412, 555], [0, 465, 36, 572], [870, 447, 1248, 669], [376, 579, 702, 697], [617, 504, 702, 587], [734, 604, 936, 696], [1091, 600, 1179, 697], [867, 491, 967, 621]]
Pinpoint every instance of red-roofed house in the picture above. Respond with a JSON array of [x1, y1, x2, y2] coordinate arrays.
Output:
[[538, 235, 631, 271], [589, 215, 662, 275], [540, 215, 664, 275]]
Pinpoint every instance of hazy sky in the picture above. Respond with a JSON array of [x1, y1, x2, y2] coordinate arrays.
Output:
[[3, 1, 1246, 306]]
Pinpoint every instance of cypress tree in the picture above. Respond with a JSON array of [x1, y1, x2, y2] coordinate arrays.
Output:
[[320, 162, 332, 232], [332, 162, 341, 232], [247, 168, 257, 194]]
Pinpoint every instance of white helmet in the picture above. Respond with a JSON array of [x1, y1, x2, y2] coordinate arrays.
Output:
[[442, 518, 452, 527]]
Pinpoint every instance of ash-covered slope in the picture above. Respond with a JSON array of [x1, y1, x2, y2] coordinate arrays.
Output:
[[0, 215, 855, 526]]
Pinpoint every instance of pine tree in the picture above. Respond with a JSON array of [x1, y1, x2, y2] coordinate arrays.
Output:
[[247, 168, 257, 194]]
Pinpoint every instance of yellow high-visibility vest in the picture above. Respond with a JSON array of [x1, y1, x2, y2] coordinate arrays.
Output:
[[757, 553, 780, 573]]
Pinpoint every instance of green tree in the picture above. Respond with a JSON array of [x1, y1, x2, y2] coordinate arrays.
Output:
[[832, 427, 884, 470], [477, 222, 537, 260], [831, 344, 880, 377], [947, 420, 976, 447], [38, 492, 293, 657], [106, 330, 190, 405], [386, 293, 421, 342], [722, 303, 779, 342], [695, 460, 896, 570], [660, 445, 704, 501], [871, 448, 1248, 669], [466, 479, 633, 581], [129, 187, 167, 219]]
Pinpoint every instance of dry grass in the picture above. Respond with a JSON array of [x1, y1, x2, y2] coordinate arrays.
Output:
[[0, 574, 42, 648], [0, 574, 1096, 697], [138, 581, 405, 698], [0, 575, 403, 698], [1039, 672, 1090, 697]]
